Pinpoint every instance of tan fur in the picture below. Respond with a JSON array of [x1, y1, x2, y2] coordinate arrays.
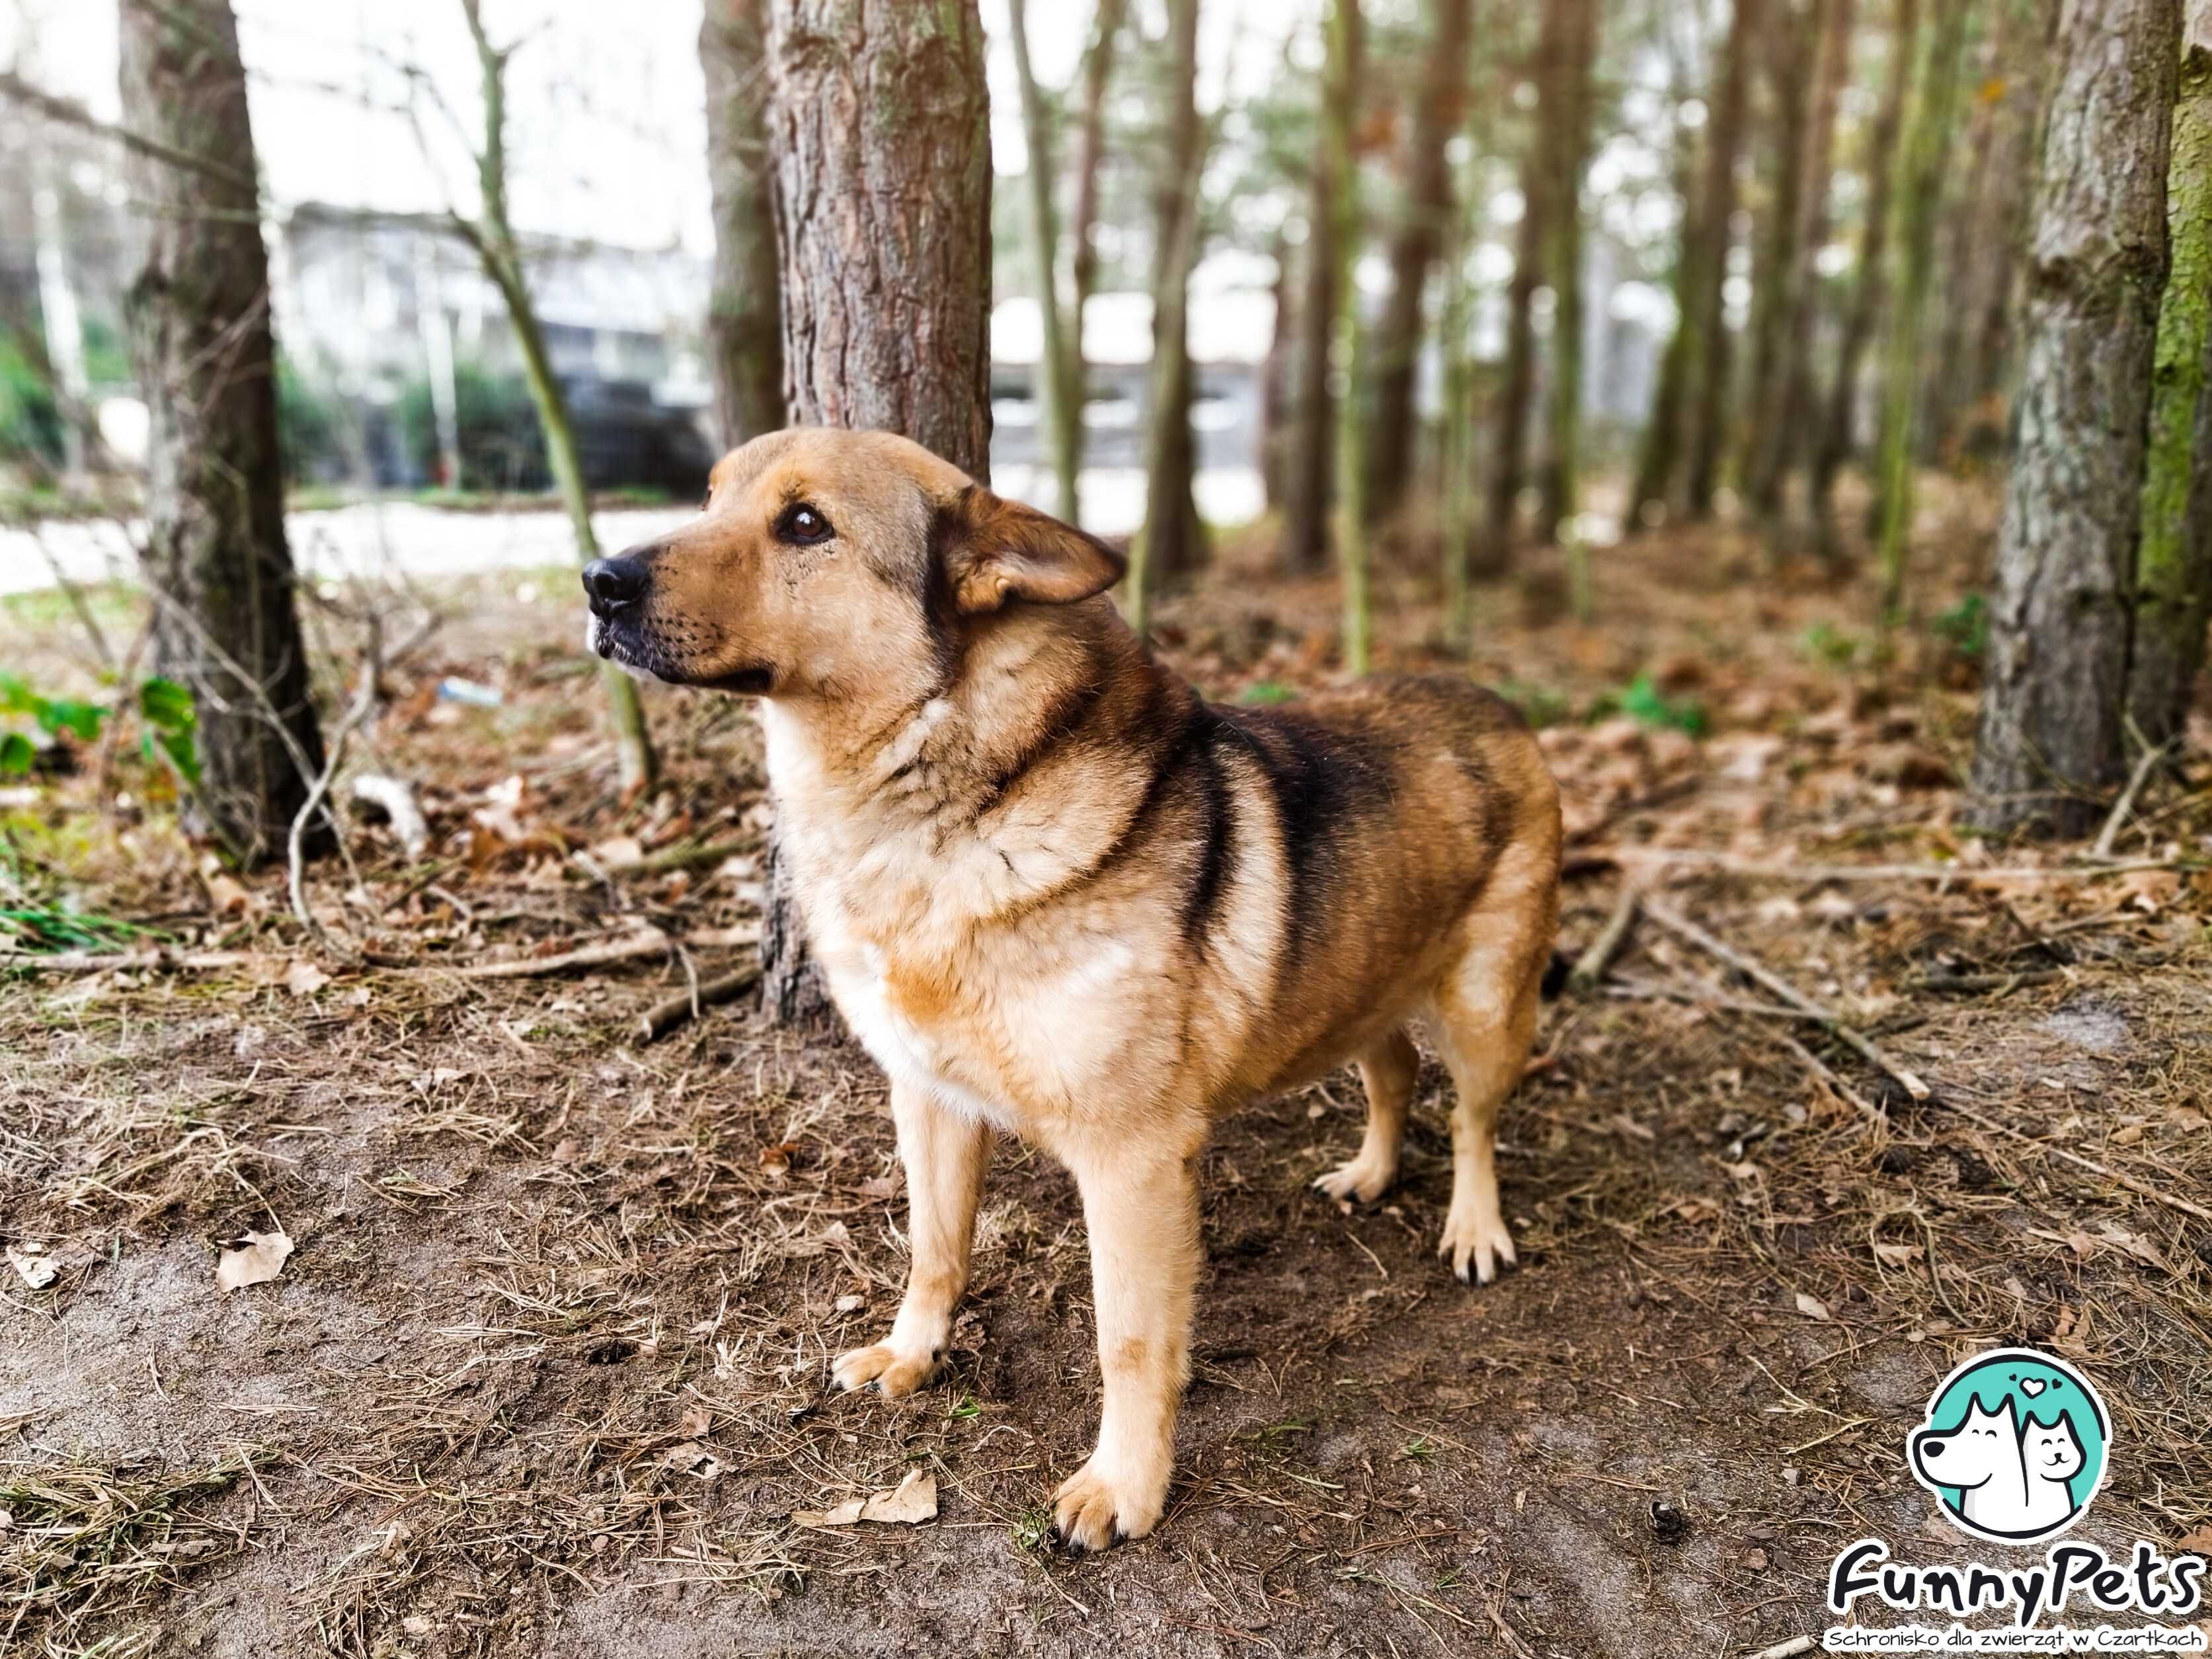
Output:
[[585, 429, 1563, 1551]]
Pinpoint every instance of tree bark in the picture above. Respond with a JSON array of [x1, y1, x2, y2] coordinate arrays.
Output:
[[1872, 0, 1974, 624], [760, 0, 992, 1024], [1128, 0, 1205, 633], [1812, 0, 1918, 554], [764, 0, 992, 477], [1008, 0, 1079, 523], [119, 0, 324, 870], [1682, 0, 1764, 520], [1065, 0, 1128, 527], [1743, 0, 1833, 524], [1488, 56, 1551, 560], [701, 0, 786, 447], [1259, 227, 1296, 512], [457, 0, 656, 797], [1363, 0, 1474, 523], [2127, 0, 2212, 750], [1969, 0, 2179, 835], [1279, 78, 1340, 573], [1538, 0, 1599, 542], [1324, 0, 1370, 673]]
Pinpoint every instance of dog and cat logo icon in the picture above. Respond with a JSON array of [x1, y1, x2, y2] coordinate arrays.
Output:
[[1907, 1346, 2110, 1547]]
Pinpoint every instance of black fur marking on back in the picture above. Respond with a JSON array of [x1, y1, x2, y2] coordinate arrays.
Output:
[[1215, 704, 1394, 968], [1179, 709, 1240, 948]]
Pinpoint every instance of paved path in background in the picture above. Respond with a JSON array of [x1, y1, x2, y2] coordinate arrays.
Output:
[[0, 467, 1265, 597]]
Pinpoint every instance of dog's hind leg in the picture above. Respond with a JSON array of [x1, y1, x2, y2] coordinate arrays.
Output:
[[833, 1082, 991, 1397], [1312, 1027, 1419, 1205], [1428, 854, 1554, 1284]]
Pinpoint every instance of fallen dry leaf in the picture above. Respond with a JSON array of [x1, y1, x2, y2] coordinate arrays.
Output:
[[284, 960, 331, 997], [215, 1229, 294, 1292], [1794, 1292, 1833, 1322], [5, 1244, 58, 1290], [792, 1467, 936, 1529], [2176, 1525, 2212, 1557]]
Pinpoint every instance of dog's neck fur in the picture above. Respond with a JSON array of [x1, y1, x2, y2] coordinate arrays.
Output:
[[758, 599, 1169, 936]]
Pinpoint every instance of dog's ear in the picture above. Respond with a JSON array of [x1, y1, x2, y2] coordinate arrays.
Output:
[[934, 485, 1126, 614]]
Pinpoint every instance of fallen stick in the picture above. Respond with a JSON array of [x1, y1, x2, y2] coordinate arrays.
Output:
[[1640, 898, 1931, 1101], [2092, 730, 2172, 861], [1906, 969, 2063, 995], [1636, 906, 2212, 1225], [1604, 848, 2197, 884], [454, 929, 673, 979], [1568, 883, 1641, 995], [639, 963, 762, 1042], [1745, 1639, 1815, 1659], [1, 948, 255, 975], [1932, 1093, 2212, 1225]]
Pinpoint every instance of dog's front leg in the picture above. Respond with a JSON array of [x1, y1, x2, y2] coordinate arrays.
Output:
[[833, 1082, 991, 1397], [1050, 1140, 1201, 1551]]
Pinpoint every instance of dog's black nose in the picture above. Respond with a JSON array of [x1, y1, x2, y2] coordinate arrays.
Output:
[[583, 555, 649, 611]]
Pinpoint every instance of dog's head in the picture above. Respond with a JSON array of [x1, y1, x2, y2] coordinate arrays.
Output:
[[582, 428, 1125, 703]]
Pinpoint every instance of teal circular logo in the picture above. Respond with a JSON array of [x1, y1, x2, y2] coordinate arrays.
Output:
[[1907, 1346, 2108, 1547]]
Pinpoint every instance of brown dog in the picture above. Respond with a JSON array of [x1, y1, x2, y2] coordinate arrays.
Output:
[[584, 428, 1561, 1550]]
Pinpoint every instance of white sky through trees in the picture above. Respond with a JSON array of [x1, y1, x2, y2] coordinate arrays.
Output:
[[5, 0, 1312, 259]]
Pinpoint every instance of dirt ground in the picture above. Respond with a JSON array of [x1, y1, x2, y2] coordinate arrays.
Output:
[[4, 490, 2210, 1658]]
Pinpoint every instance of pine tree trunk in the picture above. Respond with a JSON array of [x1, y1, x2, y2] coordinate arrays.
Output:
[[1813, 0, 1918, 554], [120, 0, 325, 870], [1539, 0, 1599, 542], [1630, 119, 1699, 527], [760, 0, 992, 1024], [1129, 0, 1205, 633], [1683, 0, 1764, 520], [1741, 0, 1827, 523], [1064, 0, 1127, 523], [1280, 87, 1340, 572], [2127, 0, 2212, 750], [1487, 77, 1550, 561], [701, 0, 785, 447], [1009, 0, 1080, 524], [1260, 229, 1296, 513], [459, 0, 656, 798], [1364, 0, 1473, 523], [1872, 0, 1974, 624], [1325, 0, 1371, 674], [1969, 0, 2178, 836]]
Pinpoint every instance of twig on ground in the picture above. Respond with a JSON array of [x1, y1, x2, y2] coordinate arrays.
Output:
[[639, 963, 762, 1042], [1640, 898, 1931, 1101], [1906, 969, 2063, 995], [619, 835, 758, 878], [451, 928, 672, 979], [1568, 882, 1640, 995], [1933, 1093, 2212, 1225], [1774, 1031, 1879, 1121], [2092, 728, 2173, 861], [0, 948, 254, 974], [1602, 849, 2197, 884], [1745, 1639, 1815, 1659]]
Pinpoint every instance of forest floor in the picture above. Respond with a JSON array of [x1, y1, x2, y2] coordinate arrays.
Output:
[[3, 480, 2210, 1659]]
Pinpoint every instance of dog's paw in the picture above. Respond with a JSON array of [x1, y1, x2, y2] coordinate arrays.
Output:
[[831, 1341, 938, 1399], [1048, 1451, 1167, 1553], [1312, 1153, 1397, 1207], [1437, 1204, 1517, 1286]]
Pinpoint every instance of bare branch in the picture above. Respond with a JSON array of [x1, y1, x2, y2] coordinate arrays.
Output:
[[0, 68, 256, 191]]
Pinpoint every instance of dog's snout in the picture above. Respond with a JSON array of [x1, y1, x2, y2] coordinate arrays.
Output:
[[583, 555, 651, 612]]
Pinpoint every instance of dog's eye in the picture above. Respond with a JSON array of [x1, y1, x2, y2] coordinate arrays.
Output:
[[776, 502, 834, 545]]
